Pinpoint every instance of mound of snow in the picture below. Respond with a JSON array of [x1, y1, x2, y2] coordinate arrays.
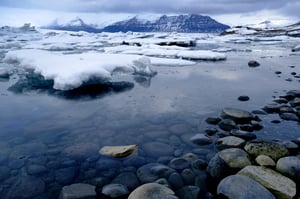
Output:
[[3, 49, 156, 90]]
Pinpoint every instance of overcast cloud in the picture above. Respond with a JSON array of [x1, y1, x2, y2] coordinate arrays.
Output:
[[0, 0, 299, 26]]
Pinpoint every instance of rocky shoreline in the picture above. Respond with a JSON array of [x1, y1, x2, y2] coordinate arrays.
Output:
[[55, 89, 300, 199]]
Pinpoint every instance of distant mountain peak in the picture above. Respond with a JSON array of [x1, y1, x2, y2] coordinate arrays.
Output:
[[43, 14, 230, 33]]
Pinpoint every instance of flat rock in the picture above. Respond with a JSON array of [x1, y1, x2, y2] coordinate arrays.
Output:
[[230, 129, 256, 141], [276, 156, 300, 181], [102, 184, 129, 198], [218, 119, 237, 131], [255, 155, 276, 167], [221, 108, 253, 123], [128, 183, 178, 199], [215, 136, 246, 150], [112, 172, 140, 191], [244, 140, 289, 160], [217, 175, 275, 199], [279, 113, 299, 121], [238, 166, 296, 199], [190, 134, 212, 145], [218, 148, 251, 169], [137, 163, 175, 183], [99, 145, 137, 158], [59, 183, 96, 199]]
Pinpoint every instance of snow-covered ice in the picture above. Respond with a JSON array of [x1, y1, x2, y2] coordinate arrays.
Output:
[[3, 49, 157, 90]]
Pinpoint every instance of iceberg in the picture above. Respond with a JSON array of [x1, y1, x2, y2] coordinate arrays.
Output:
[[3, 49, 156, 90]]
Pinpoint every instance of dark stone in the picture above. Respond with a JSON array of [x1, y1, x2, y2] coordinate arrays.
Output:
[[137, 163, 175, 183], [251, 110, 267, 115], [238, 96, 250, 101], [279, 113, 299, 121], [271, 120, 281, 124], [55, 167, 78, 185], [273, 98, 288, 104], [248, 60, 260, 67], [181, 168, 196, 185], [230, 129, 257, 141], [168, 172, 184, 189], [169, 158, 190, 170], [290, 98, 300, 107], [26, 164, 47, 175], [176, 186, 200, 199], [205, 117, 222, 125], [102, 184, 129, 198], [263, 103, 281, 113], [275, 71, 282, 74], [206, 155, 227, 179], [205, 127, 218, 136], [112, 172, 140, 191], [217, 175, 275, 199], [218, 119, 237, 131], [287, 90, 300, 98], [279, 106, 295, 113], [221, 108, 253, 124], [239, 124, 254, 132]]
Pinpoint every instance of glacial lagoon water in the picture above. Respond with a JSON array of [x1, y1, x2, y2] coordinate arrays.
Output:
[[0, 41, 299, 198]]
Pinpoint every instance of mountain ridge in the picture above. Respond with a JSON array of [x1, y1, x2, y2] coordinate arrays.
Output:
[[44, 14, 230, 33]]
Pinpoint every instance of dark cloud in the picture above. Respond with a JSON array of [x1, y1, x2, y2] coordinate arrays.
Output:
[[0, 0, 299, 19]]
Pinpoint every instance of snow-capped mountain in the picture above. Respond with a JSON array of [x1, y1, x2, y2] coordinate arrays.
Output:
[[45, 17, 101, 33], [44, 14, 230, 33]]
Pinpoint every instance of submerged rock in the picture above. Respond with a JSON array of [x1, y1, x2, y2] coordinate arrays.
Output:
[[59, 183, 96, 199], [221, 108, 253, 124], [238, 166, 296, 199], [190, 134, 212, 145], [99, 144, 138, 158], [102, 184, 129, 198], [137, 163, 175, 183], [218, 119, 237, 131], [217, 175, 275, 199], [128, 183, 178, 199]]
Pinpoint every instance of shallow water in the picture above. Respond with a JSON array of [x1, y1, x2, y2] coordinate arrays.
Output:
[[0, 40, 299, 198]]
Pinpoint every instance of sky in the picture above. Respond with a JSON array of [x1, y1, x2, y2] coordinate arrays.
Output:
[[0, 0, 299, 27]]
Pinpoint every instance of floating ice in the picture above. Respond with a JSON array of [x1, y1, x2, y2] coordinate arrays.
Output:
[[3, 49, 156, 90]]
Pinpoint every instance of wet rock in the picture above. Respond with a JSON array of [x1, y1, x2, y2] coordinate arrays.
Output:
[[275, 71, 282, 75], [279, 106, 295, 113], [7, 176, 45, 199], [137, 163, 175, 183], [102, 184, 129, 198], [190, 134, 212, 146], [274, 140, 299, 153], [112, 172, 140, 191], [238, 95, 250, 101], [168, 172, 184, 189], [273, 98, 288, 104], [251, 110, 267, 115], [238, 166, 296, 199], [63, 143, 98, 161], [255, 155, 276, 167], [217, 175, 275, 199], [205, 117, 222, 125], [239, 124, 254, 132], [191, 159, 207, 172], [230, 129, 256, 141], [55, 167, 78, 185], [215, 136, 246, 150], [218, 148, 251, 169], [271, 120, 281, 124], [244, 140, 289, 160], [128, 183, 177, 199], [169, 158, 189, 170], [181, 168, 196, 185], [176, 186, 200, 199], [276, 156, 300, 182], [218, 119, 237, 131], [99, 145, 137, 158], [155, 178, 169, 187], [221, 108, 253, 124], [263, 103, 281, 113], [287, 90, 300, 98], [206, 155, 227, 179], [26, 164, 47, 175], [59, 183, 96, 199], [143, 142, 173, 157], [248, 60, 260, 67], [279, 113, 299, 121], [205, 127, 218, 136], [292, 137, 300, 145], [290, 98, 300, 107]]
